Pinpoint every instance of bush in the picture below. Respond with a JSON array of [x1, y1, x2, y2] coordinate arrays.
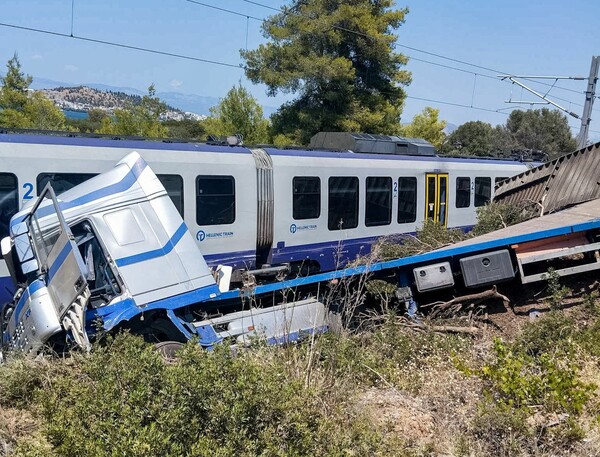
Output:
[[472, 201, 537, 236], [477, 338, 594, 415], [32, 333, 401, 456], [314, 317, 471, 392], [376, 219, 468, 260], [513, 311, 576, 357]]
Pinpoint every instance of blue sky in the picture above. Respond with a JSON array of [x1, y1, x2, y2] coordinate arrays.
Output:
[[1, 0, 599, 140]]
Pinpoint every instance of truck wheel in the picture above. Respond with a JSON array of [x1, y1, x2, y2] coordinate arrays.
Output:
[[154, 341, 184, 361]]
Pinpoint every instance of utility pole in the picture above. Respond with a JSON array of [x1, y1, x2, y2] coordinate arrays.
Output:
[[577, 56, 599, 149]]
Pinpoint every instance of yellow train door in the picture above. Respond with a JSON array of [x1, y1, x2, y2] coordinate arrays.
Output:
[[425, 173, 449, 227]]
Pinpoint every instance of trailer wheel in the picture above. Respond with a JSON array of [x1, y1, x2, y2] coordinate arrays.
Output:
[[154, 341, 184, 361]]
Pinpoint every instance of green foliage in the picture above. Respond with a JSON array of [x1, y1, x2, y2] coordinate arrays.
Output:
[[243, 0, 411, 144], [542, 268, 571, 311], [471, 400, 531, 455], [506, 108, 578, 159], [445, 121, 497, 156], [0, 53, 66, 130], [401, 107, 447, 150], [163, 118, 206, 140], [472, 201, 537, 236], [0, 356, 53, 409], [99, 84, 168, 137], [271, 133, 296, 148], [376, 219, 468, 260], [445, 108, 577, 158], [25, 92, 67, 130], [28, 333, 398, 456], [65, 108, 109, 133], [514, 311, 576, 357], [203, 84, 270, 144], [315, 317, 470, 392], [475, 338, 593, 415]]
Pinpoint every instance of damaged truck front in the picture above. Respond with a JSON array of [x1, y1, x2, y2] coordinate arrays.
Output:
[[0, 152, 221, 356], [0, 152, 326, 357]]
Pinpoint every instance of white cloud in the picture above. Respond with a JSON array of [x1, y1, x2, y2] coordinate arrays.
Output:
[[64, 64, 78, 72], [31, 54, 43, 60], [170, 79, 183, 89]]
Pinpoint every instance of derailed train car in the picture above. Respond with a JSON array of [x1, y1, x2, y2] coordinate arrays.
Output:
[[0, 132, 532, 305]]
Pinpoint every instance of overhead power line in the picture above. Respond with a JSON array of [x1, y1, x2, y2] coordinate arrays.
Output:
[[240, 0, 280, 12], [406, 95, 509, 116], [184, 0, 262, 21], [0, 21, 243, 69]]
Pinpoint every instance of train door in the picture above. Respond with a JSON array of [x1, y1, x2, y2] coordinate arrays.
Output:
[[425, 173, 449, 226]]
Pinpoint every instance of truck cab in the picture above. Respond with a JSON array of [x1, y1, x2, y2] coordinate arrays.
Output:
[[0, 152, 220, 355]]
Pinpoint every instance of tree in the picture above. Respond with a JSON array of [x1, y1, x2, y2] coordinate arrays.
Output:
[[203, 84, 269, 144], [0, 53, 34, 128], [401, 107, 446, 150], [25, 92, 67, 130], [100, 85, 168, 137], [242, 0, 411, 144], [66, 108, 110, 133], [0, 53, 67, 130], [445, 121, 495, 156], [506, 108, 577, 158], [163, 119, 206, 140]]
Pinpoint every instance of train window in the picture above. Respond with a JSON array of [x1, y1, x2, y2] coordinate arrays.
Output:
[[293, 177, 320, 220], [365, 177, 392, 227], [475, 177, 491, 207], [196, 175, 235, 225], [157, 174, 184, 217], [37, 173, 97, 196], [456, 177, 471, 208], [397, 177, 417, 224], [0, 174, 18, 239], [328, 177, 359, 230]]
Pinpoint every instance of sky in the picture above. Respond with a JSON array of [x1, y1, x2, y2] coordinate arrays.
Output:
[[0, 0, 599, 141]]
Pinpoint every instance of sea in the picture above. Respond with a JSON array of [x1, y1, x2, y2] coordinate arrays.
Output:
[[63, 110, 88, 120]]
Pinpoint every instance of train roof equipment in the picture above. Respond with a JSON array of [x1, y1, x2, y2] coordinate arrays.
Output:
[[309, 132, 437, 156]]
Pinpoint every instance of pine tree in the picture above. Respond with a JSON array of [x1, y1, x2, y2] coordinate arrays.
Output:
[[242, 0, 411, 144]]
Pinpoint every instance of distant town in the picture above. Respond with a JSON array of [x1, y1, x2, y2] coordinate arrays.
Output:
[[38, 85, 207, 122]]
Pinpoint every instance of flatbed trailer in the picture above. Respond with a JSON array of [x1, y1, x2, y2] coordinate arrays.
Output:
[[165, 198, 600, 347]]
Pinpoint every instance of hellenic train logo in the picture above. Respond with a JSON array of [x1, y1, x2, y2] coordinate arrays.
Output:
[[289, 223, 316, 234], [196, 230, 206, 241]]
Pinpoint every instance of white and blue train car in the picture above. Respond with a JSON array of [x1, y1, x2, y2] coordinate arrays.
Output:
[[0, 132, 531, 303]]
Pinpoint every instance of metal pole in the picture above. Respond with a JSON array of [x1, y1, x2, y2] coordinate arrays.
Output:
[[577, 56, 600, 149]]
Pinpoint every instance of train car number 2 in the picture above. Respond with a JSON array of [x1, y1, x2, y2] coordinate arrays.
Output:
[[23, 183, 34, 200]]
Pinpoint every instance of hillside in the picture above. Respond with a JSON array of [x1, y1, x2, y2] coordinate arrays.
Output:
[[39, 86, 206, 121]]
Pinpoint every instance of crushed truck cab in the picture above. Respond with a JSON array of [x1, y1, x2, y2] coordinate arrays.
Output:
[[0, 152, 220, 354]]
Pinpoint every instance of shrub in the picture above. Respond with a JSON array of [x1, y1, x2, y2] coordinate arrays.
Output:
[[314, 317, 471, 392], [33, 333, 402, 456], [472, 400, 531, 456], [513, 311, 576, 357], [376, 219, 468, 260], [477, 338, 594, 415], [472, 201, 537, 236]]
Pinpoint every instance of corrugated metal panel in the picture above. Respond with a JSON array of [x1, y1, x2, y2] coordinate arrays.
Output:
[[494, 141, 600, 215], [251, 148, 274, 260]]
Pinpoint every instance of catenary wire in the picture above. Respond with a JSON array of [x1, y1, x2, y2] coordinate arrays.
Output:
[[0, 21, 243, 68]]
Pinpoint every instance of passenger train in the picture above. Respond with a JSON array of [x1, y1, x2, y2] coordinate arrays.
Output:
[[0, 131, 532, 301]]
